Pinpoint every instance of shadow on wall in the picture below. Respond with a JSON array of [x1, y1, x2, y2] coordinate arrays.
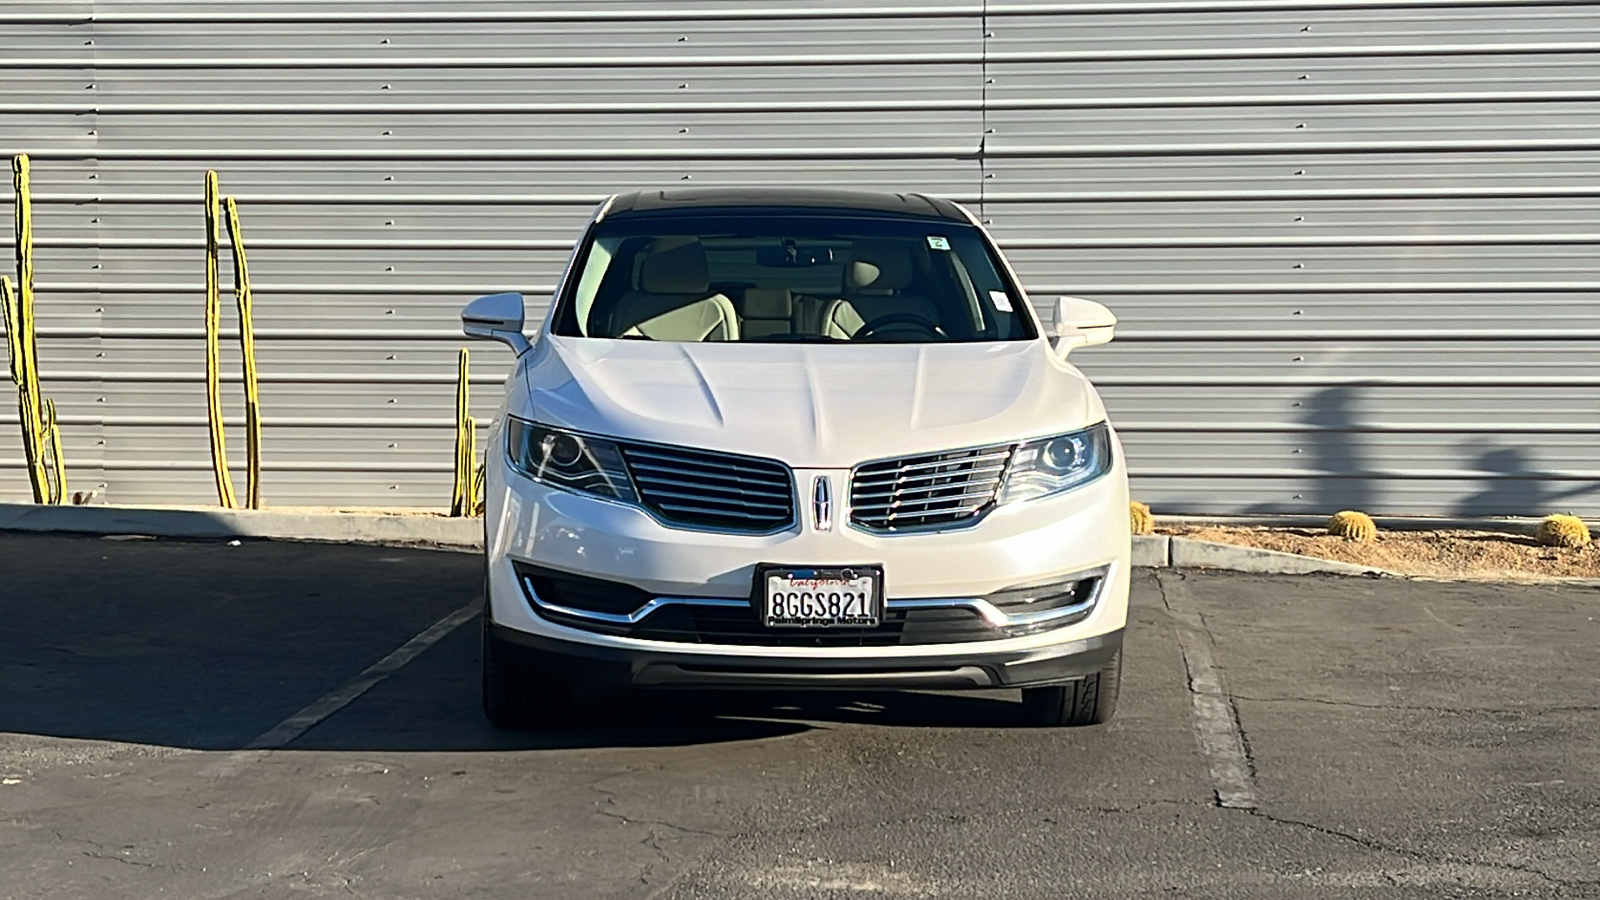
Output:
[[1458, 446, 1545, 516], [1455, 444, 1600, 516], [1302, 386, 1374, 514], [1287, 387, 1600, 517], [1235, 385, 1378, 514]]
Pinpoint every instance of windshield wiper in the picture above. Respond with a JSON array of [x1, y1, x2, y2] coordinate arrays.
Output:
[[741, 334, 849, 344]]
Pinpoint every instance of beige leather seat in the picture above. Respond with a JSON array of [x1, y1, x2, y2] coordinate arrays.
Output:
[[816, 240, 933, 339], [737, 288, 794, 338], [600, 237, 739, 341]]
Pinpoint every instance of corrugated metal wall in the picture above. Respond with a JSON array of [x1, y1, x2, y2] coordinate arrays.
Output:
[[2, 0, 1597, 515]]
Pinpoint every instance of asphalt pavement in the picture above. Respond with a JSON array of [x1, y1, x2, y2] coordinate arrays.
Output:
[[1, 533, 1597, 898]]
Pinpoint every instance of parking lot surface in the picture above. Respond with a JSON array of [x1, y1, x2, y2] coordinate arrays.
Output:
[[2, 533, 1597, 899]]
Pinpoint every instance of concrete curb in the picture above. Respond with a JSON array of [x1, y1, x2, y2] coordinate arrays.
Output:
[[0, 502, 483, 550], [1133, 534, 1386, 577], [1132, 534, 1170, 568], [1, 503, 1389, 577], [1168, 536, 1386, 577]]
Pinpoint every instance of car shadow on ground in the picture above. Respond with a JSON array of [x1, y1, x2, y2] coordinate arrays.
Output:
[[293, 688, 1036, 753], [288, 615, 1036, 752], [2, 532, 1034, 753]]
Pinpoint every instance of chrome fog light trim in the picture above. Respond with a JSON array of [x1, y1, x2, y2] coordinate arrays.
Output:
[[522, 576, 748, 626]]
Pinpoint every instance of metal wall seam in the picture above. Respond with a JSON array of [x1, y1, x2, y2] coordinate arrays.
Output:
[[2, 0, 1592, 24]]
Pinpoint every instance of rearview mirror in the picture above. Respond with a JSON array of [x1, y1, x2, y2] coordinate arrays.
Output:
[[755, 245, 835, 268], [462, 292, 532, 355], [1051, 296, 1116, 358]]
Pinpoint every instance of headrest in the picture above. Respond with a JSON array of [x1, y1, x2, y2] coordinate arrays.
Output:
[[845, 240, 916, 292], [639, 236, 709, 294], [741, 288, 792, 319]]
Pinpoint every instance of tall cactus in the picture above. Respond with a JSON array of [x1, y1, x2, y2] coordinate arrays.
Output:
[[225, 196, 263, 509], [204, 170, 237, 508], [6, 153, 65, 504], [450, 348, 478, 517], [202, 172, 266, 509]]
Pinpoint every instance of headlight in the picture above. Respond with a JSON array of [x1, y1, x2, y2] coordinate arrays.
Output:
[[996, 422, 1113, 505], [506, 418, 638, 503]]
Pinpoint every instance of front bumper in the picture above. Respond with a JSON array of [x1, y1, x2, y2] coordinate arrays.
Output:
[[490, 620, 1124, 690], [482, 432, 1130, 685]]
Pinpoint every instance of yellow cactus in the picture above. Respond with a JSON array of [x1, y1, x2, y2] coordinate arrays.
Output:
[[1536, 514, 1591, 549], [1129, 501, 1155, 536], [1327, 510, 1377, 542]]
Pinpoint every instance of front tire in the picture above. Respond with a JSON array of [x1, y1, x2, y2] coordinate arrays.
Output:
[[1021, 651, 1122, 727], [481, 608, 573, 729]]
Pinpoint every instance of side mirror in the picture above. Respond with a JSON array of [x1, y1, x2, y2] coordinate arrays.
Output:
[[1050, 296, 1116, 358], [462, 292, 532, 355]]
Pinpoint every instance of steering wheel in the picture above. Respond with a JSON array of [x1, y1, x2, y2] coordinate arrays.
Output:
[[855, 312, 946, 341]]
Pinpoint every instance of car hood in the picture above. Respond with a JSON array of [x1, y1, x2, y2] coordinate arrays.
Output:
[[516, 336, 1102, 467]]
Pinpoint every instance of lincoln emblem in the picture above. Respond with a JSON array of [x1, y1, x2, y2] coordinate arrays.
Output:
[[812, 475, 832, 531]]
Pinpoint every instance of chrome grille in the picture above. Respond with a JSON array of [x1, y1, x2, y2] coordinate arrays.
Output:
[[849, 443, 1015, 531], [619, 443, 794, 532]]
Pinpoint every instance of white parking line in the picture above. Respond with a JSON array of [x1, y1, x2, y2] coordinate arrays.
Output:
[[244, 601, 481, 750], [1158, 573, 1259, 810]]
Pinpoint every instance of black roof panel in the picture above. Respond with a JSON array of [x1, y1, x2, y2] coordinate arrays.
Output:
[[604, 188, 969, 222]]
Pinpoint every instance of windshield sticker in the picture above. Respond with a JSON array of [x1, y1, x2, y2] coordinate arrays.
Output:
[[989, 290, 1014, 312], [926, 235, 951, 251]]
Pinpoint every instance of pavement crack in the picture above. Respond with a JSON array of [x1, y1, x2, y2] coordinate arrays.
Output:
[[1233, 695, 1600, 717], [595, 806, 720, 838], [638, 828, 672, 886], [1233, 695, 1467, 714], [81, 849, 158, 869], [1232, 692, 1260, 781], [585, 771, 720, 839], [1244, 809, 1600, 890], [1091, 798, 1207, 815], [54, 831, 158, 870], [1158, 571, 1259, 809]]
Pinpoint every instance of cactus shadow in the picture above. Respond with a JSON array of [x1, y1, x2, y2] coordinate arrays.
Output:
[[1453, 445, 1600, 517], [1455, 446, 1548, 516]]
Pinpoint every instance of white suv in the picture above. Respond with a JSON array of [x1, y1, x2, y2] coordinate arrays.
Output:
[[463, 188, 1129, 728]]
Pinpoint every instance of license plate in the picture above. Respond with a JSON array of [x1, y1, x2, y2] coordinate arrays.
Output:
[[760, 566, 883, 629]]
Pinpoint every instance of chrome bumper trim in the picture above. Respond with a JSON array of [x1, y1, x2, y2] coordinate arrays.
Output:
[[890, 565, 1108, 629], [889, 595, 1090, 629], [522, 578, 747, 626], [522, 564, 1108, 631]]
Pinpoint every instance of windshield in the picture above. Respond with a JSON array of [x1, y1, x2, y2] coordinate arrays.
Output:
[[550, 213, 1037, 343]]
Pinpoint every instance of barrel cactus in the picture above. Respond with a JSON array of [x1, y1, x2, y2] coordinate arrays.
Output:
[[1536, 514, 1591, 549], [1327, 510, 1377, 542], [1129, 501, 1155, 536]]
